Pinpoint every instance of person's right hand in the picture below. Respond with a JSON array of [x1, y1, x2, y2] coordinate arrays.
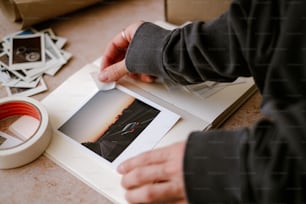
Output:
[[99, 21, 155, 83], [117, 142, 188, 204]]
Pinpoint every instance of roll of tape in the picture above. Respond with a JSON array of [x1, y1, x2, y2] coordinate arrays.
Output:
[[0, 96, 52, 169]]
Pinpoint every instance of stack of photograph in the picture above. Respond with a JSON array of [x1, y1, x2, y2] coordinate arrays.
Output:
[[0, 28, 72, 97]]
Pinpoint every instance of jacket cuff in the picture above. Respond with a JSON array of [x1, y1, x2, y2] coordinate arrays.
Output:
[[184, 129, 247, 203], [125, 22, 173, 81]]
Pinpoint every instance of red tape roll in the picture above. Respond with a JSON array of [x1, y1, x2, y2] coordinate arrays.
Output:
[[0, 96, 52, 169], [0, 101, 41, 120]]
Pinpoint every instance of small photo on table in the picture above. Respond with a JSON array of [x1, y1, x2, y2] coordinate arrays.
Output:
[[9, 34, 45, 70]]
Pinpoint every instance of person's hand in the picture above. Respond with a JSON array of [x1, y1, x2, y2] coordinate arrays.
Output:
[[117, 142, 188, 204], [99, 21, 155, 83]]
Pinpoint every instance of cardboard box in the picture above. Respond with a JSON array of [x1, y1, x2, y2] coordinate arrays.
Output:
[[165, 0, 230, 25], [0, 0, 101, 28]]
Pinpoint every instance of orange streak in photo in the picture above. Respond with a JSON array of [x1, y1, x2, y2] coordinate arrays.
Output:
[[91, 97, 135, 142]]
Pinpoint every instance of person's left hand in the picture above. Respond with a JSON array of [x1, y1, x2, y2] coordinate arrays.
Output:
[[117, 142, 188, 204], [99, 21, 155, 83]]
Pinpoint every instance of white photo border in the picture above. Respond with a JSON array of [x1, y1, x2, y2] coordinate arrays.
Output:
[[55, 84, 180, 169], [9, 33, 46, 70]]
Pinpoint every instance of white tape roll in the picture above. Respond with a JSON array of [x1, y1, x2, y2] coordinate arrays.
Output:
[[0, 96, 52, 169]]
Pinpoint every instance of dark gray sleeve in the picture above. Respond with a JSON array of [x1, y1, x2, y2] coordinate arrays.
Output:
[[176, 0, 306, 203], [126, 14, 251, 85], [185, 107, 306, 204], [184, 129, 248, 203]]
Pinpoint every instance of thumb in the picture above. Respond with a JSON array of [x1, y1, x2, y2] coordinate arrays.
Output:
[[99, 60, 128, 82]]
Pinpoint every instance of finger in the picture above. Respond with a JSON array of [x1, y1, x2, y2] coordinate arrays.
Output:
[[127, 73, 139, 80], [125, 180, 185, 204], [139, 74, 155, 83], [117, 146, 170, 174], [101, 32, 130, 70], [118, 142, 185, 174], [127, 73, 155, 83], [101, 21, 144, 70], [121, 162, 178, 189], [99, 60, 128, 82], [169, 200, 188, 204]]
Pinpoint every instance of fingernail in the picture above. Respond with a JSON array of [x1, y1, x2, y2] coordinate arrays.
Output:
[[117, 164, 125, 174], [144, 76, 154, 83], [99, 72, 109, 82], [117, 165, 123, 174]]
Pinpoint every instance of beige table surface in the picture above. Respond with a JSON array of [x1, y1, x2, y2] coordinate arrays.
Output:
[[0, 0, 262, 203]]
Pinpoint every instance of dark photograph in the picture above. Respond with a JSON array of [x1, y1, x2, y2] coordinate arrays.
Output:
[[0, 53, 9, 67], [0, 42, 4, 53], [11, 34, 44, 67], [59, 89, 160, 162], [0, 135, 6, 146]]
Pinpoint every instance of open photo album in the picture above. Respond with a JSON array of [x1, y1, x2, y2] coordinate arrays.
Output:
[[42, 56, 255, 204], [41, 20, 256, 204]]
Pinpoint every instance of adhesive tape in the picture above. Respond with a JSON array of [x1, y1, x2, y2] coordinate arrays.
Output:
[[0, 96, 52, 169]]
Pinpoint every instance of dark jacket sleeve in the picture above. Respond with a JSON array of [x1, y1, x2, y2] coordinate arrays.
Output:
[[126, 0, 306, 203], [126, 14, 251, 84], [184, 129, 248, 203]]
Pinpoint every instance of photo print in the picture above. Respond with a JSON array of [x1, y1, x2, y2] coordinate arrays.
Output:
[[5, 78, 47, 97], [0, 131, 23, 149], [0, 52, 9, 67], [10, 33, 45, 69], [0, 27, 71, 98], [0, 42, 4, 54], [59, 89, 161, 163], [0, 135, 6, 146], [0, 65, 10, 84]]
